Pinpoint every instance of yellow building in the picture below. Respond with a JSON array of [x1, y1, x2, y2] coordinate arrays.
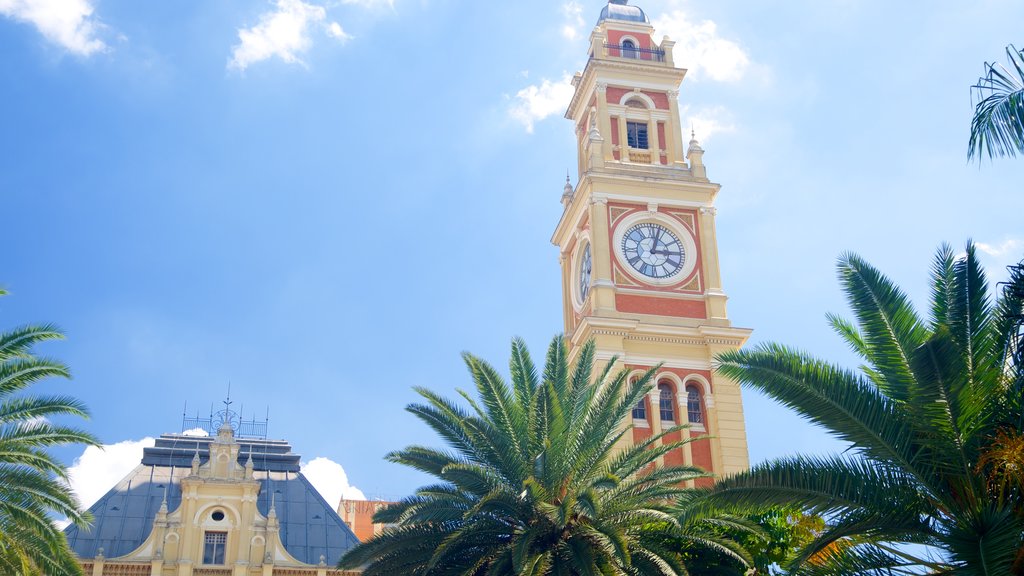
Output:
[[553, 0, 751, 483], [64, 417, 361, 576]]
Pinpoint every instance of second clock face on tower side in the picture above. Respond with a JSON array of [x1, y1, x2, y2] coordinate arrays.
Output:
[[577, 242, 592, 304], [621, 223, 685, 279]]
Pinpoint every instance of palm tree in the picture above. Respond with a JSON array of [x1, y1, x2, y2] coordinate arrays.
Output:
[[706, 244, 1024, 575], [340, 337, 755, 575], [0, 289, 98, 576], [968, 44, 1024, 162]]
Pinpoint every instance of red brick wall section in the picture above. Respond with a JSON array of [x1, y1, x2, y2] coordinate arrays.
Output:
[[607, 30, 653, 51], [689, 432, 714, 488], [662, 429, 685, 467], [615, 293, 707, 319], [606, 88, 669, 110]]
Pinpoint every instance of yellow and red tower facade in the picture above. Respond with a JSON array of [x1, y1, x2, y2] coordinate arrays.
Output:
[[553, 0, 750, 484]]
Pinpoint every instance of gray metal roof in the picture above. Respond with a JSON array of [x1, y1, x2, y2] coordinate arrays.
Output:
[[63, 434, 360, 565], [598, 0, 649, 24]]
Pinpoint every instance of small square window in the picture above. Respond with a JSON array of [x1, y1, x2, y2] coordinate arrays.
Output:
[[204, 531, 227, 565], [627, 121, 649, 149]]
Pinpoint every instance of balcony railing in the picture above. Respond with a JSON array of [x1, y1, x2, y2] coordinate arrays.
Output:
[[603, 43, 666, 62]]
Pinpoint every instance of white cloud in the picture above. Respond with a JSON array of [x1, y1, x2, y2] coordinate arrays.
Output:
[[0, 0, 107, 55], [681, 105, 736, 143], [338, 0, 393, 8], [66, 437, 156, 510], [301, 456, 365, 508], [652, 10, 749, 82], [976, 238, 1024, 278], [977, 238, 1022, 258], [229, 0, 328, 71], [181, 427, 209, 437], [561, 1, 584, 41], [326, 21, 352, 42], [509, 74, 575, 133]]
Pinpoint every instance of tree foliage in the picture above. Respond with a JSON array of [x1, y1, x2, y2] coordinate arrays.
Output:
[[340, 337, 754, 575], [0, 289, 98, 575], [706, 244, 1024, 575], [969, 44, 1024, 162]]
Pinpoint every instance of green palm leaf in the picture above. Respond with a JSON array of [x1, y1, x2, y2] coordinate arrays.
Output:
[[969, 45, 1024, 161], [710, 244, 1024, 575], [0, 291, 97, 576], [341, 336, 752, 575]]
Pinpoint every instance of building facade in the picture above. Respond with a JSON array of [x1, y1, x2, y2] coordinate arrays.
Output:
[[65, 421, 361, 576], [553, 0, 751, 484]]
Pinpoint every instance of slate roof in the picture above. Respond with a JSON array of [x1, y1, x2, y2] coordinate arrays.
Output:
[[598, 0, 649, 24], [64, 434, 360, 565]]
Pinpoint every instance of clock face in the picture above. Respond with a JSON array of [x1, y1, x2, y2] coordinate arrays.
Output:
[[578, 243, 592, 304], [621, 223, 685, 279]]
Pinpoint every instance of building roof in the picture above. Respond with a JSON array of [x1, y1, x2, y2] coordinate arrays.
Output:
[[598, 0, 649, 25], [63, 434, 360, 565]]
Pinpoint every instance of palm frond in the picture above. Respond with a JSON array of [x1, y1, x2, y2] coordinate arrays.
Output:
[[969, 44, 1024, 161]]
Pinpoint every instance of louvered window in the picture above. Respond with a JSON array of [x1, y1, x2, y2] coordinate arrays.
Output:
[[627, 121, 648, 149]]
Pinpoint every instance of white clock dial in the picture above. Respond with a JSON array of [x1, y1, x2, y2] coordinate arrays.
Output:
[[621, 223, 685, 279], [578, 243, 592, 304]]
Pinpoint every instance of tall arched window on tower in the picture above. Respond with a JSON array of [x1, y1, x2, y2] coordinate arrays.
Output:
[[686, 385, 704, 427], [658, 382, 675, 423], [622, 39, 638, 59], [632, 398, 647, 421], [631, 377, 647, 422]]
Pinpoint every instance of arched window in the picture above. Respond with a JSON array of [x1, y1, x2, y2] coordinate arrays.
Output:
[[686, 385, 704, 425], [658, 383, 675, 422], [622, 39, 638, 59], [624, 97, 647, 109]]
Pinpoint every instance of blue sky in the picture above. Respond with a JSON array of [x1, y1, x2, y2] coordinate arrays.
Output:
[[2, 0, 1023, 505]]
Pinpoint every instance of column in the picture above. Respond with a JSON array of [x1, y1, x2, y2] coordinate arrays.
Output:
[[699, 207, 727, 321], [596, 83, 613, 163], [649, 111, 661, 165], [617, 115, 628, 162], [666, 89, 684, 166], [589, 197, 615, 315], [647, 389, 665, 468]]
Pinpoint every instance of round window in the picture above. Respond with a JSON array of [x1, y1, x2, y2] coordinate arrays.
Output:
[[211, 510, 225, 522]]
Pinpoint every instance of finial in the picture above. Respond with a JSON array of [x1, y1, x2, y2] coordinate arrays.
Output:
[[96, 547, 104, 559], [319, 554, 327, 566], [561, 172, 574, 206], [691, 125, 695, 140], [159, 484, 168, 513]]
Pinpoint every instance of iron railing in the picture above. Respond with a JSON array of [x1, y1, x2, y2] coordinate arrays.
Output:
[[603, 43, 666, 62]]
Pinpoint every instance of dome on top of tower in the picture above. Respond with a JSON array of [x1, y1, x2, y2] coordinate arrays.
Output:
[[598, 0, 649, 25]]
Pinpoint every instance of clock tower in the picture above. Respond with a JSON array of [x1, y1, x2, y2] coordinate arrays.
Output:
[[553, 0, 750, 483]]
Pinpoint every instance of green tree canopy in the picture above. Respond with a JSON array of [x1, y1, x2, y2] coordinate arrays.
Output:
[[706, 245, 1024, 575], [0, 289, 99, 576], [340, 337, 755, 575]]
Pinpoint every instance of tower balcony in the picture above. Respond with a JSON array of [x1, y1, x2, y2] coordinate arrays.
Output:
[[601, 43, 668, 64]]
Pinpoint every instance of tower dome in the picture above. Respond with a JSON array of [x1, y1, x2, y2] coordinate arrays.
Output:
[[597, 0, 649, 24]]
